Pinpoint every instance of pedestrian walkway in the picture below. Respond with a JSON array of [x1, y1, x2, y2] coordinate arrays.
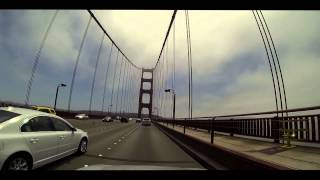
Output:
[[158, 122, 320, 170]]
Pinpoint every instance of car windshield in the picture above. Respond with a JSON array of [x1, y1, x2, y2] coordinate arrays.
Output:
[[0, 110, 20, 123]]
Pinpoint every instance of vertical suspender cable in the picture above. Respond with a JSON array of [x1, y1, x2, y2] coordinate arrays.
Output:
[[127, 67, 133, 113], [185, 10, 190, 120], [89, 33, 105, 113], [102, 43, 114, 113], [153, 10, 177, 118], [115, 57, 124, 113], [110, 50, 120, 112], [127, 66, 133, 113], [136, 69, 140, 113], [185, 10, 193, 120], [166, 41, 170, 118], [158, 55, 163, 117], [87, 10, 141, 70], [120, 62, 128, 114], [256, 11, 284, 128], [68, 15, 92, 111], [25, 10, 59, 105], [122, 63, 128, 114], [172, 19, 176, 119], [128, 67, 134, 113], [259, 10, 288, 117], [160, 51, 165, 117], [252, 11, 279, 117]]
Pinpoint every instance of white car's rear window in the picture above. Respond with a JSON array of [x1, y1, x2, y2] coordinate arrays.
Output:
[[0, 110, 20, 123]]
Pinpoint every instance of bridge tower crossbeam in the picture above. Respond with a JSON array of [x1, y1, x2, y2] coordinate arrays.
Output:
[[138, 68, 153, 118]]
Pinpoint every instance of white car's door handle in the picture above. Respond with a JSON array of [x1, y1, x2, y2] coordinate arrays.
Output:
[[30, 138, 39, 143]]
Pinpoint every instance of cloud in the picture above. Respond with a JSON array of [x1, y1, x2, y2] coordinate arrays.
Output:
[[155, 11, 320, 117], [0, 10, 320, 116]]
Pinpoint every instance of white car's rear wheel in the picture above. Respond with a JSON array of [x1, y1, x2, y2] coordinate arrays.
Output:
[[3, 155, 31, 171]]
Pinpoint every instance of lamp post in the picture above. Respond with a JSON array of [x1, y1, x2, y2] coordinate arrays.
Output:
[[54, 83, 67, 110], [165, 89, 176, 128]]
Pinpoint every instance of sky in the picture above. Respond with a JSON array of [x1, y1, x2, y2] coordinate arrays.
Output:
[[0, 10, 319, 118]]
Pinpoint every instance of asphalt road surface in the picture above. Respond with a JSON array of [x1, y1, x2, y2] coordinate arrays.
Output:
[[38, 119, 204, 170]]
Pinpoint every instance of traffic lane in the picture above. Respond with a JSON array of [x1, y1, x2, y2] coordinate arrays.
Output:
[[82, 123, 204, 169], [86, 121, 138, 149], [64, 118, 117, 132], [65, 118, 126, 136], [38, 121, 138, 170]]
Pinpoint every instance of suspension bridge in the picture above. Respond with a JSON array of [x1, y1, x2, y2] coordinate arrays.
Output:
[[1, 10, 320, 170]]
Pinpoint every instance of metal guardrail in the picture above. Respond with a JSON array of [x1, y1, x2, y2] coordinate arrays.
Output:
[[155, 106, 320, 144], [154, 122, 292, 170]]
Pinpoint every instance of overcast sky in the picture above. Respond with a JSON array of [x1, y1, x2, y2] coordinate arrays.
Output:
[[0, 10, 319, 118]]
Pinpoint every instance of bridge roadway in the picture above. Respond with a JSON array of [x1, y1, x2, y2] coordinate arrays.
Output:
[[38, 119, 203, 170]]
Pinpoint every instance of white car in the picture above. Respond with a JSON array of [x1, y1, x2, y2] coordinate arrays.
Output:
[[75, 114, 89, 120], [0, 106, 88, 170], [141, 118, 151, 126], [102, 116, 113, 122]]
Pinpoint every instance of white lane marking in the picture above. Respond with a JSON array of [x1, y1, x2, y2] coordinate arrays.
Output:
[[84, 165, 88, 167], [118, 139, 121, 142], [98, 154, 103, 157], [113, 142, 117, 145], [107, 147, 111, 150]]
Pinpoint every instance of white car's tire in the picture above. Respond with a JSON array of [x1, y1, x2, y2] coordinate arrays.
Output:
[[2, 153, 32, 171], [77, 138, 88, 155]]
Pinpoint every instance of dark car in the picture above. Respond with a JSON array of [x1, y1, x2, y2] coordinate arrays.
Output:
[[120, 117, 128, 123]]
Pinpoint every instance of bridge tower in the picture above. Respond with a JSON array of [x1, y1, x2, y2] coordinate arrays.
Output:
[[138, 68, 153, 118]]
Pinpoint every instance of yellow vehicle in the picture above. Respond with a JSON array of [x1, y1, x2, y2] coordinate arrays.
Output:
[[31, 105, 56, 115]]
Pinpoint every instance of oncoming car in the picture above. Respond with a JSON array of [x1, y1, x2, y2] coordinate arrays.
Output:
[[0, 106, 88, 170], [75, 114, 89, 120], [102, 116, 113, 122], [32, 106, 56, 115]]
